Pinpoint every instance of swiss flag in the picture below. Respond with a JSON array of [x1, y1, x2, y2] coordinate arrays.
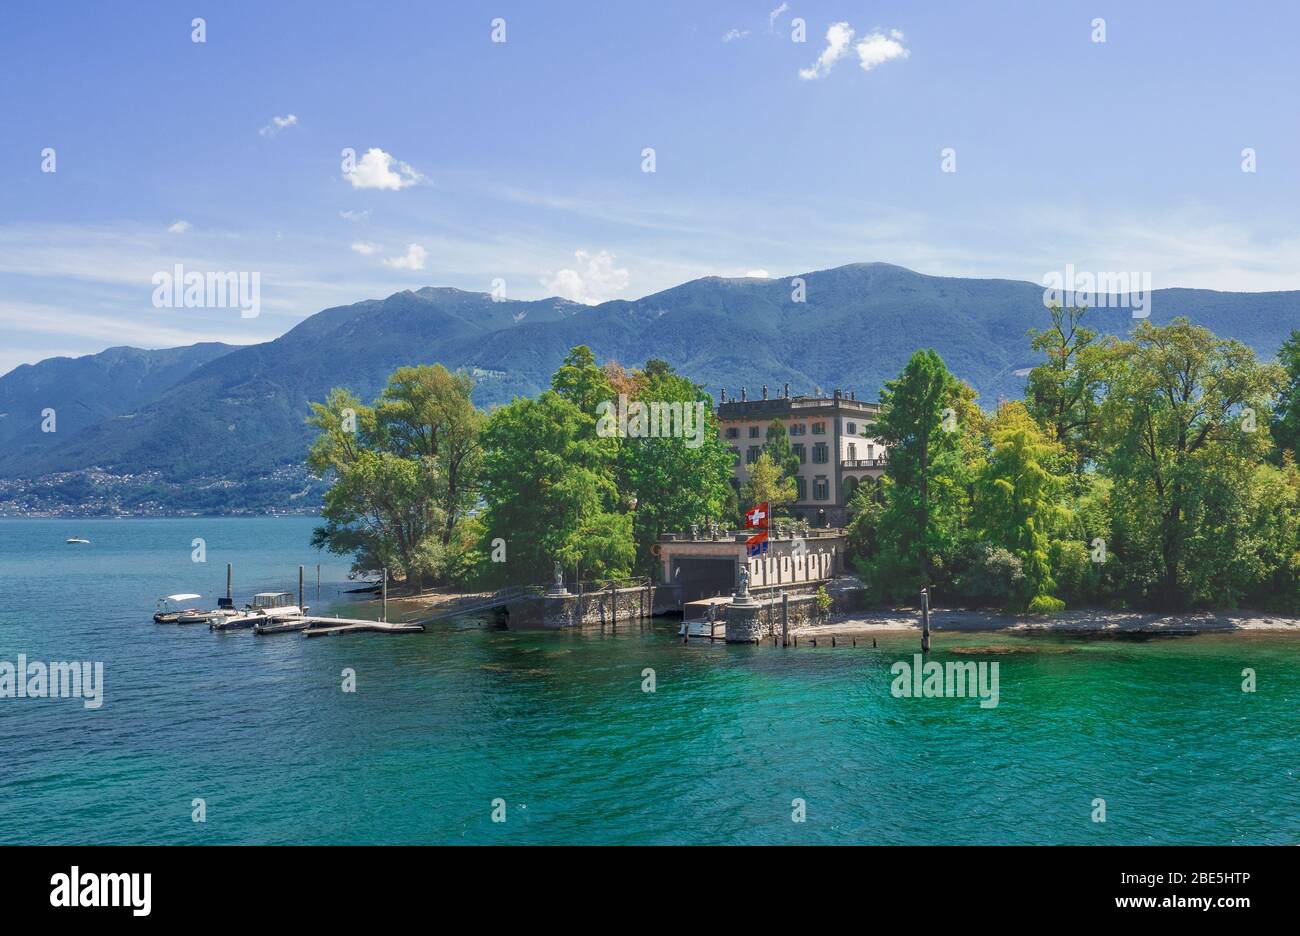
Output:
[[744, 502, 769, 529]]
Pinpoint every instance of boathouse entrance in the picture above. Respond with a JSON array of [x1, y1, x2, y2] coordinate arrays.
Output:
[[674, 557, 736, 604]]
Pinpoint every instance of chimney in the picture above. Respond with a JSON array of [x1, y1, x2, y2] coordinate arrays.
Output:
[[762, 384, 768, 400], [783, 383, 790, 398], [741, 387, 748, 402], [720, 388, 727, 403]]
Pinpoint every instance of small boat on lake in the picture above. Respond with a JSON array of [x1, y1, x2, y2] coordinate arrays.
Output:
[[211, 592, 308, 631], [66, 537, 90, 544], [154, 593, 204, 624]]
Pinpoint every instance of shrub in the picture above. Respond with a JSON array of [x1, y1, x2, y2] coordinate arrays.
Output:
[[1027, 594, 1066, 614]]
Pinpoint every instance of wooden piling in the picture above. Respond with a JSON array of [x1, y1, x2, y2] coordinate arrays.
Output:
[[781, 592, 789, 648], [298, 565, 304, 612], [381, 568, 388, 623], [226, 563, 232, 601], [316, 563, 321, 598], [921, 587, 931, 654]]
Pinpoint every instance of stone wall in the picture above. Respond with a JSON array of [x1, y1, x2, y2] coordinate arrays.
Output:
[[725, 594, 821, 643], [530, 585, 655, 629]]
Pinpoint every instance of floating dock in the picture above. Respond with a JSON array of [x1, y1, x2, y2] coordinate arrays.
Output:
[[298, 616, 424, 637]]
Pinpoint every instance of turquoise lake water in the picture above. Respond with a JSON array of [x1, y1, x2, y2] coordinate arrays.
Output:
[[0, 516, 1297, 844]]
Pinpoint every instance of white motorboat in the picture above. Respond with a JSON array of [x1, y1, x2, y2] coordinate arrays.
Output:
[[153, 593, 204, 624], [211, 592, 307, 631], [66, 537, 91, 544]]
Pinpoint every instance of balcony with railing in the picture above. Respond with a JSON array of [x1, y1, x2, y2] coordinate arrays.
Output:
[[841, 457, 888, 469]]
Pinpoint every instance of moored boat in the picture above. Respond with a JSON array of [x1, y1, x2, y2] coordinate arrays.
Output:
[[211, 592, 307, 631], [153, 593, 204, 624]]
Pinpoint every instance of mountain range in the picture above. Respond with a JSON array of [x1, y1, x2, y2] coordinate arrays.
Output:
[[2, 263, 1296, 514]]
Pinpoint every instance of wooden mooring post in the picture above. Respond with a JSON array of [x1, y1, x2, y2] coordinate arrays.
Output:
[[921, 586, 931, 654], [781, 592, 789, 648], [298, 565, 305, 611], [316, 563, 321, 598], [226, 562, 233, 602], [382, 568, 388, 623]]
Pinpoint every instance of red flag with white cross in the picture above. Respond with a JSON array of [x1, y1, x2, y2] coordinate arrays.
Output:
[[744, 502, 769, 529]]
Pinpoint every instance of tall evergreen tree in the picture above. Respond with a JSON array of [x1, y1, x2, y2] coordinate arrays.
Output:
[[869, 350, 967, 601]]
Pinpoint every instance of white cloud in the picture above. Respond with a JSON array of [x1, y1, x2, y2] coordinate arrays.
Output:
[[258, 114, 299, 137], [722, 28, 749, 42], [542, 250, 630, 304], [799, 22, 855, 80], [769, 3, 789, 32], [856, 29, 910, 72], [167, 220, 191, 234], [339, 209, 370, 223], [345, 148, 423, 190], [382, 243, 427, 270], [350, 241, 380, 256], [744, 269, 771, 278]]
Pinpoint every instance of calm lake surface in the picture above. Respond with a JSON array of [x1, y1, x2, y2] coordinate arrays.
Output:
[[0, 516, 1297, 845]]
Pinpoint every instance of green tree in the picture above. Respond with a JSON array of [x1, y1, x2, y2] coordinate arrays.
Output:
[[1025, 305, 1117, 471], [1099, 318, 1285, 608], [372, 365, 482, 546], [1270, 330, 1300, 464], [306, 368, 482, 588], [616, 364, 735, 574], [867, 350, 968, 601], [477, 390, 633, 587], [762, 419, 801, 488], [973, 402, 1070, 610], [740, 452, 796, 520], [551, 345, 613, 415]]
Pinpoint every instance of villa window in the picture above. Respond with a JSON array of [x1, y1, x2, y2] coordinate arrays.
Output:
[[847, 422, 856, 435], [790, 424, 806, 436], [814, 477, 829, 500], [795, 477, 807, 500], [813, 442, 828, 464], [749, 425, 761, 438], [811, 422, 826, 435], [793, 443, 806, 463], [725, 427, 739, 439], [746, 446, 761, 464], [848, 443, 856, 461]]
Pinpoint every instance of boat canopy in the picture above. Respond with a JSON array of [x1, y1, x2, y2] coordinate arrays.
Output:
[[165, 593, 202, 602]]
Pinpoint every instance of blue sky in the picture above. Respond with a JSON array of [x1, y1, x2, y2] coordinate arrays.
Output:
[[2, 0, 1297, 374]]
